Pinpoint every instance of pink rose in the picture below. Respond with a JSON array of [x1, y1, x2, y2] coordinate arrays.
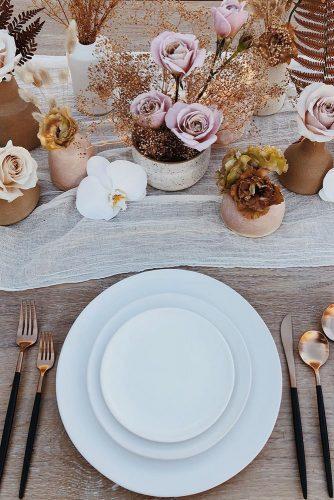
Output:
[[165, 102, 223, 152], [151, 31, 206, 78], [130, 91, 172, 129], [297, 82, 334, 142], [212, 0, 249, 39]]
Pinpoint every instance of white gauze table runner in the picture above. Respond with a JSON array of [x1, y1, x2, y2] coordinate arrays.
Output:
[[0, 56, 333, 291]]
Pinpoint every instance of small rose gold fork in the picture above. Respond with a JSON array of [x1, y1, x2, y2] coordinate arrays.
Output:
[[0, 301, 38, 483], [19, 333, 55, 499]]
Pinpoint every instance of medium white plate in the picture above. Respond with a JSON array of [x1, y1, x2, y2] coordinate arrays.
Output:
[[57, 269, 282, 497], [87, 292, 252, 460], [100, 307, 235, 443]]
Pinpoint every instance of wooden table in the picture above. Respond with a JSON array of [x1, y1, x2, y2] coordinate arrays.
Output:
[[6, 2, 334, 498]]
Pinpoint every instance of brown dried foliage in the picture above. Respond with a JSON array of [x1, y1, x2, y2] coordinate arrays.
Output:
[[291, 0, 334, 90]]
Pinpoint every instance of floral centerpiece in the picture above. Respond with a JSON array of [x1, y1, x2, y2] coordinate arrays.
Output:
[[0, 140, 40, 226], [281, 82, 334, 195], [217, 145, 288, 237], [89, 0, 271, 191], [0, 2, 45, 150], [16, 63, 94, 191]]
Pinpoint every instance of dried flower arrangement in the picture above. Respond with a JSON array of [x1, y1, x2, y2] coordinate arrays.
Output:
[[290, 0, 334, 91], [0, 1, 44, 81], [249, 0, 297, 67], [217, 146, 288, 219], [89, 0, 270, 169], [32, 0, 121, 45]]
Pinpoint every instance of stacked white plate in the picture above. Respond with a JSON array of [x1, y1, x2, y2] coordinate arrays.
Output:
[[56, 269, 282, 497]]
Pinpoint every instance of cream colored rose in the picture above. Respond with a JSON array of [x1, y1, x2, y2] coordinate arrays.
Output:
[[0, 141, 38, 202], [0, 30, 20, 82]]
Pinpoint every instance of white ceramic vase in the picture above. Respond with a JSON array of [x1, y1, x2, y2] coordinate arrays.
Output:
[[255, 63, 288, 116], [67, 38, 110, 116], [132, 146, 211, 191], [221, 193, 285, 238]]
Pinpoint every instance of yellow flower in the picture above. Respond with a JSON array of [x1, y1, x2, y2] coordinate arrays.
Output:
[[38, 106, 78, 150]]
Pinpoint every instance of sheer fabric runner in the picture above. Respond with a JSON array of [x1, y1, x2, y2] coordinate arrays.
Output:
[[0, 56, 332, 290]]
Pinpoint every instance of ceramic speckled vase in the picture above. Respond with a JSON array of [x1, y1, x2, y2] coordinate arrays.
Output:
[[255, 63, 288, 116], [281, 138, 333, 195], [48, 134, 94, 191], [221, 193, 285, 238], [131, 146, 211, 191], [0, 184, 40, 226], [0, 78, 40, 151]]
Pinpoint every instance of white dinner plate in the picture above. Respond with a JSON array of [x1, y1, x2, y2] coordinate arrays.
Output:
[[100, 307, 235, 443], [57, 269, 282, 497], [87, 292, 252, 460]]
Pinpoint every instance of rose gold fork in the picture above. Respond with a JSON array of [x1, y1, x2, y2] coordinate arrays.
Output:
[[0, 301, 38, 483], [19, 333, 55, 499]]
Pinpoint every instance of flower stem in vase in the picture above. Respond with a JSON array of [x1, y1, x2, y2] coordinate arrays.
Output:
[[197, 37, 225, 101], [174, 76, 181, 102]]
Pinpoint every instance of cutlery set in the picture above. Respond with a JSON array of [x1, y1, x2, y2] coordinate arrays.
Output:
[[281, 305, 334, 499], [0, 301, 55, 498]]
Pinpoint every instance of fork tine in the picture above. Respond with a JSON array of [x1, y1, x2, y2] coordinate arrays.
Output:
[[23, 301, 28, 336], [31, 301, 38, 338], [17, 302, 24, 336], [27, 301, 32, 337]]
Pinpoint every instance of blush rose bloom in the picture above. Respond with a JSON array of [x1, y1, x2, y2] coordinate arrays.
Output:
[[211, 0, 249, 39], [165, 102, 223, 152], [130, 91, 172, 129], [0, 141, 38, 202], [296, 82, 334, 142], [0, 30, 20, 81], [151, 31, 206, 78]]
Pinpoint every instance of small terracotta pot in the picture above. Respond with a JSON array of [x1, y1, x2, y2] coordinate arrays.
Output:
[[0, 184, 40, 226], [280, 138, 333, 195], [132, 146, 211, 191], [48, 134, 94, 191], [221, 193, 285, 238], [0, 78, 40, 151]]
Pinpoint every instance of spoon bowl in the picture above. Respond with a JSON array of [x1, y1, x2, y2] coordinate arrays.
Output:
[[322, 304, 334, 341], [299, 330, 329, 376]]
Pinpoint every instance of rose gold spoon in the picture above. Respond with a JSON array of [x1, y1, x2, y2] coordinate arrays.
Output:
[[299, 330, 333, 498], [322, 304, 334, 342]]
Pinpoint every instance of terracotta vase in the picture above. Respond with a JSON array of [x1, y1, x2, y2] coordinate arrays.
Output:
[[0, 78, 40, 151], [48, 134, 94, 191], [280, 139, 333, 195], [221, 193, 285, 238], [0, 184, 40, 226]]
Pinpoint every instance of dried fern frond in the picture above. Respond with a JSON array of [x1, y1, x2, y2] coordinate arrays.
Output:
[[0, 0, 13, 29], [290, 0, 334, 90]]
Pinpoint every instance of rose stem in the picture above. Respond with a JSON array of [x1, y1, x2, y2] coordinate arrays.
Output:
[[196, 37, 224, 101], [174, 76, 181, 102]]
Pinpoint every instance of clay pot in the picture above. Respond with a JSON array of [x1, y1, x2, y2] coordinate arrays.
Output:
[[0, 78, 40, 151], [280, 139, 333, 195], [132, 146, 211, 191], [48, 134, 94, 191], [255, 63, 288, 116], [221, 193, 285, 238], [0, 184, 40, 226]]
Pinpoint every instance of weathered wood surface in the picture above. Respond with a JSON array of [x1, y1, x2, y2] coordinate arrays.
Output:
[[5, 2, 334, 499]]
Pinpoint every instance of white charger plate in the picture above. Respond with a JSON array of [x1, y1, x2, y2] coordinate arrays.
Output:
[[100, 307, 235, 443], [87, 292, 252, 460], [57, 269, 282, 497]]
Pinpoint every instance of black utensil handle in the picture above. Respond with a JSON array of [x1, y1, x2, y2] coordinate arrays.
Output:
[[290, 387, 307, 499], [0, 371, 21, 482], [316, 384, 333, 498], [19, 392, 41, 499]]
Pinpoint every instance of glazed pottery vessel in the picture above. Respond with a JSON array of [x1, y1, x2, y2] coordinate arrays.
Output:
[[0, 184, 40, 226], [131, 146, 211, 191], [67, 38, 110, 116], [49, 134, 94, 191], [281, 138, 333, 195], [0, 78, 40, 151], [221, 193, 285, 238], [255, 63, 288, 116]]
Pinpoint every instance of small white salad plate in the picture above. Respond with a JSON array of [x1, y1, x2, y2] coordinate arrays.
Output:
[[57, 269, 282, 497], [87, 292, 252, 460], [100, 307, 235, 443]]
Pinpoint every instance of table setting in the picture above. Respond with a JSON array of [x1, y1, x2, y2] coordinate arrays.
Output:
[[1, 0, 334, 498]]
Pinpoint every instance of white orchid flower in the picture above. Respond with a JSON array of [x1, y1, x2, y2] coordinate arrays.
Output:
[[319, 168, 334, 202], [76, 156, 147, 220]]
